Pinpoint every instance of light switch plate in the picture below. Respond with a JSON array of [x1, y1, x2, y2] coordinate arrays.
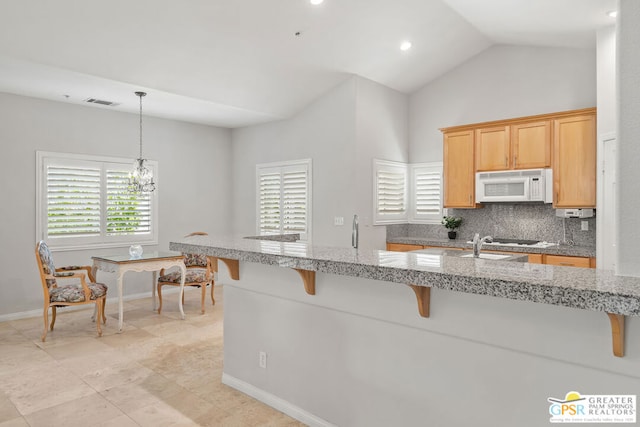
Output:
[[581, 220, 589, 231], [334, 216, 344, 226]]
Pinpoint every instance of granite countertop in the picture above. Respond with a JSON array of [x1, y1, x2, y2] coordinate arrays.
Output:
[[386, 237, 596, 258], [170, 235, 640, 316]]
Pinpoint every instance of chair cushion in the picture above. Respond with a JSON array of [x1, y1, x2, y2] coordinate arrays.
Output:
[[158, 269, 210, 284], [49, 283, 108, 303]]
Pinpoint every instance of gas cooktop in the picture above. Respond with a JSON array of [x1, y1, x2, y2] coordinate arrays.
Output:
[[467, 238, 557, 248], [486, 237, 557, 248]]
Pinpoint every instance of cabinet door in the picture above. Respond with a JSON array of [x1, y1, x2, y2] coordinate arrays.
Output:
[[511, 121, 551, 169], [475, 126, 510, 171], [553, 114, 596, 207], [544, 255, 592, 268], [444, 130, 475, 207], [386, 243, 423, 252]]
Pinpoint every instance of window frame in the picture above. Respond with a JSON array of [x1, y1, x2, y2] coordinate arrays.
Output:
[[373, 159, 408, 225], [255, 159, 312, 241], [36, 151, 159, 251]]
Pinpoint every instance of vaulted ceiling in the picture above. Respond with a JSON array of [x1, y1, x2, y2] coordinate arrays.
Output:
[[0, 0, 616, 128]]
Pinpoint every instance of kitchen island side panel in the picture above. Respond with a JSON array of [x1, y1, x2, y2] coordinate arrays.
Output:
[[222, 263, 640, 427]]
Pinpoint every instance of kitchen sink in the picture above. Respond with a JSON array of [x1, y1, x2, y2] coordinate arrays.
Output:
[[460, 253, 512, 260]]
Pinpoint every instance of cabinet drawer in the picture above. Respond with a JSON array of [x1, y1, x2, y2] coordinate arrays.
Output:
[[386, 243, 424, 252], [544, 255, 592, 268]]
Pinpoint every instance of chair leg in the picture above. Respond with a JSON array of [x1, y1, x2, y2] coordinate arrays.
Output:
[[210, 281, 216, 306], [96, 299, 103, 337], [201, 284, 206, 314], [50, 306, 57, 331], [157, 283, 163, 314], [42, 305, 49, 342], [102, 299, 107, 324]]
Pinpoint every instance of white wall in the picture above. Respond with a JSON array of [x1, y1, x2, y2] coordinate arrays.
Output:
[[596, 26, 617, 270], [616, 0, 640, 277], [355, 78, 409, 249], [0, 93, 232, 317], [409, 45, 597, 163], [230, 76, 409, 249], [223, 263, 640, 427]]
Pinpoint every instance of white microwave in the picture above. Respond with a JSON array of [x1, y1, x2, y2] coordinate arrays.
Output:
[[475, 168, 552, 203]]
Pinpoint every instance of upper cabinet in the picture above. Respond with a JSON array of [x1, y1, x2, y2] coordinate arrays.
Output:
[[511, 120, 552, 169], [443, 130, 475, 208], [553, 113, 596, 208], [475, 126, 510, 171], [441, 108, 596, 209], [475, 121, 551, 171]]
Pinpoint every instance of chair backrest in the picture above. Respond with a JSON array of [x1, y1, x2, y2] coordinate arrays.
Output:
[[183, 232, 210, 268], [36, 241, 57, 288]]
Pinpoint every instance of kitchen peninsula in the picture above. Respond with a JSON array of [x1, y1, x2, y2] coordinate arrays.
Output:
[[170, 234, 640, 427]]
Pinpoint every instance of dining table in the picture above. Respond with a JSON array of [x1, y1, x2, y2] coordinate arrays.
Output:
[[91, 251, 187, 332]]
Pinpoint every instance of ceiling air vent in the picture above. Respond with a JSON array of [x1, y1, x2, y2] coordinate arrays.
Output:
[[84, 98, 120, 107]]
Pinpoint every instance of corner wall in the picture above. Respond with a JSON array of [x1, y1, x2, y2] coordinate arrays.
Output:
[[230, 76, 409, 249]]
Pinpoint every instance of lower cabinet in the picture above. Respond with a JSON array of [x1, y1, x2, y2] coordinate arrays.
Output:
[[545, 254, 595, 268], [386, 243, 594, 268], [386, 243, 423, 252]]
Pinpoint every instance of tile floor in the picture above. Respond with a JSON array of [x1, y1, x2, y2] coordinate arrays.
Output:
[[0, 286, 305, 427]]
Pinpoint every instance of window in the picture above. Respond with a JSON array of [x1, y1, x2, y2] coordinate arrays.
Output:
[[36, 151, 158, 250], [409, 162, 444, 224], [373, 159, 408, 224], [256, 159, 312, 240]]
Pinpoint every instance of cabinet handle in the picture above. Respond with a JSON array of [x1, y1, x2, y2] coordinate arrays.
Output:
[[514, 155, 517, 166], [559, 262, 573, 266], [469, 194, 472, 205], [505, 156, 508, 166]]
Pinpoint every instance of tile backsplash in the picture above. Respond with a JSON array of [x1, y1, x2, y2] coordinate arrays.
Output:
[[387, 204, 596, 247]]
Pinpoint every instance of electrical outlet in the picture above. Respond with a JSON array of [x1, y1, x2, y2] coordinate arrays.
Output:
[[334, 216, 344, 226], [581, 221, 589, 231], [259, 351, 267, 368]]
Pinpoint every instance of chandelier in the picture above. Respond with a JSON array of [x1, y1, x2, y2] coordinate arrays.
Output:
[[128, 91, 156, 193]]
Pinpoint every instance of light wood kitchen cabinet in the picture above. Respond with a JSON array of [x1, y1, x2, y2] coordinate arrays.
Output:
[[443, 130, 475, 208], [544, 255, 593, 268], [475, 126, 510, 171], [553, 113, 596, 208], [510, 120, 551, 169], [386, 243, 424, 252], [475, 121, 551, 171]]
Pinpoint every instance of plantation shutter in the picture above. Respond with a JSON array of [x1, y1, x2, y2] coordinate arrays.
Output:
[[373, 160, 407, 224], [106, 167, 151, 235], [282, 168, 307, 234], [259, 172, 282, 235], [410, 163, 444, 223], [37, 151, 158, 249], [257, 160, 311, 239], [45, 162, 101, 237]]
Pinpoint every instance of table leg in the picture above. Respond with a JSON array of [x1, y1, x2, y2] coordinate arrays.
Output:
[[117, 271, 125, 333], [152, 270, 157, 311], [178, 263, 186, 320]]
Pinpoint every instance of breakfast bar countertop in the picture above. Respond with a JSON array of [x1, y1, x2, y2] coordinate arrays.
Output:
[[386, 236, 596, 258], [170, 234, 638, 317]]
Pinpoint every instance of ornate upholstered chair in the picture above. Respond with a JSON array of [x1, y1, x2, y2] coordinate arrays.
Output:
[[157, 232, 216, 315], [35, 241, 108, 341]]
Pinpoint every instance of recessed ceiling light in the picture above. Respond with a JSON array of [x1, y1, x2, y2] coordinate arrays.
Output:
[[607, 10, 618, 18], [310, 0, 324, 5], [400, 41, 412, 51]]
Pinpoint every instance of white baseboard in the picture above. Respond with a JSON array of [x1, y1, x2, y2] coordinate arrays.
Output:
[[0, 286, 205, 323], [221, 373, 336, 427]]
